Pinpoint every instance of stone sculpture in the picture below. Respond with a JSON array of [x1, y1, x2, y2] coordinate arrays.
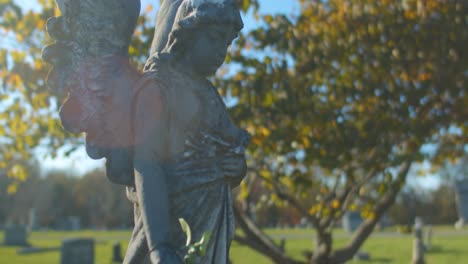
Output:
[[43, 0, 249, 263]]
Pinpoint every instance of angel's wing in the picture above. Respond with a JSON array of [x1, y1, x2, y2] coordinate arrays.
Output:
[[150, 0, 184, 55], [42, 0, 141, 96]]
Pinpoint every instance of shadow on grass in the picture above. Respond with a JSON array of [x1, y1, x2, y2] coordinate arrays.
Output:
[[426, 245, 461, 255]]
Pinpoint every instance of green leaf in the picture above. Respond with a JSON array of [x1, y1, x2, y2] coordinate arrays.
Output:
[[179, 218, 192, 247]]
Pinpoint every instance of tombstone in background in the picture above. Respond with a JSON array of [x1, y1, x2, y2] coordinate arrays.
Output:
[[68, 216, 81, 231], [455, 179, 468, 228], [4, 225, 29, 246], [27, 208, 39, 232], [425, 225, 432, 250], [112, 242, 123, 263], [377, 213, 392, 230], [61, 238, 94, 264], [342, 211, 363, 233], [412, 219, 425, 264]]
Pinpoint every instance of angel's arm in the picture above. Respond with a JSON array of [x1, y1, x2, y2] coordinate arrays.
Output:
[[133, 82, 182, 263]]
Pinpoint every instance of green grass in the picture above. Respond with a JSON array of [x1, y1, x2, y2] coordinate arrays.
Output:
[[1, 228, 467, 264]]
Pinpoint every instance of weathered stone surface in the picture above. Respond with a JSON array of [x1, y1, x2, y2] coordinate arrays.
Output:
[[4, 225, 29, 246], [60, 238, 94, 264]]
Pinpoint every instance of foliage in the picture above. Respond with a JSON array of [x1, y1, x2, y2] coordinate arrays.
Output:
[[179, 218, 212, 264], [221, 0, 467, 262], [388, 185, 458, 226], [0, 168, 132, 228]]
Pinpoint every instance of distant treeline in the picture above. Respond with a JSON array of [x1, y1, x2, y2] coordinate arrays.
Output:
[[0, 168, 459, 229], [0, 168, 133, 229]]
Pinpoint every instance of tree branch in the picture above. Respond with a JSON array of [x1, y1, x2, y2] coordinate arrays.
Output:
[[329, 161, 412, 263], [234, 204, 305, 264]]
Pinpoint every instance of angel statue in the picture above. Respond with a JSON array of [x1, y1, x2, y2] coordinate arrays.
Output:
[[42, 0, 249, 263]]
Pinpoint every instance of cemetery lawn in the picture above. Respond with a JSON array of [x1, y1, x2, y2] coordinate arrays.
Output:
[[0, 228, 467, 264]]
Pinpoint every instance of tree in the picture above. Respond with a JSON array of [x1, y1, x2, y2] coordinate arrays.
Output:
[[221, 0, 467, 263], [389, 185, 458, 226], [73, 169, 132, 228]]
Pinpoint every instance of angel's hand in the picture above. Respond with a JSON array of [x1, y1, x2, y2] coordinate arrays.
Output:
[[219, 153, 247, 187]]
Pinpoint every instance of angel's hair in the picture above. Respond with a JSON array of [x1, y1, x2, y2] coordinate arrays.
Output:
[[165, 0, 243, 56]]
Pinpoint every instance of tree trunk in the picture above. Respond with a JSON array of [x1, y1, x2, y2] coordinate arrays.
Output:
[[311, 232, 332, 264], [233, 204, 304, 264]]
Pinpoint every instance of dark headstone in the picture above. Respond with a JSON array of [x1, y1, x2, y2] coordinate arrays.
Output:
[[61, 238, 94, 264], [112, 242, 123, 263], [4, 225, 29, 246], [279, 237, 286, 253], [354, 251, 371, 261]]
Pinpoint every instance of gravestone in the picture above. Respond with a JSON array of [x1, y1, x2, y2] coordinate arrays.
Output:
[[61, 238, 94, 264], [68, 216, 81, 231], [4, 225, 29, 246], [28, 208, 39, 231], [354, 251, 371, 261], [279, 237, 286, 253], [342, 211, 363, 233], [425, 225, 432, 250], [455, 179, 468, 228], [112, 242, 123, 263], [412, 218, 425, 264]]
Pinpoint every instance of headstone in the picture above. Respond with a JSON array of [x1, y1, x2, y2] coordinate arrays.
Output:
[[61, 238, 94, 264], [412, 236, 425, 264], [412, 219, 425, 264], [68, 216, 81, 231], [112, 242, 123, 263], [28, 208, 39, 231], [414, 217, 424, 231], [354, 251, 370, 261], [455, 218, 465, 230], [377, 213, 392, 230], [425, 225, 432, 250], [4, 225, 29, 246], [298, 217, 308, 229], [279, 237, 286, 253], [455, 179, 468, 227], [342, 211, 363, 233]]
